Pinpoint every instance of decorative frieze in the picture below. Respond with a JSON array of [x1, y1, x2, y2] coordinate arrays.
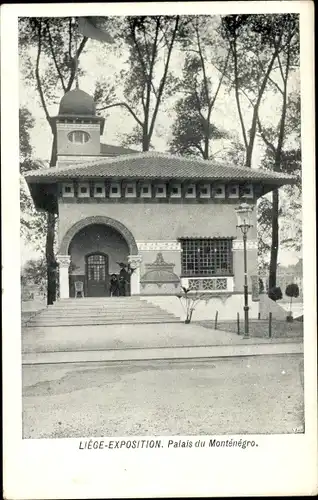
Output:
[[137, 241, 181, 251], [189, 278, 227, 291], [56, 122, 101, 130], [140, 253, 180, 289], [181, 276, 234, 292], [233, 240, 258, 250], [59, 180, 256, 201]]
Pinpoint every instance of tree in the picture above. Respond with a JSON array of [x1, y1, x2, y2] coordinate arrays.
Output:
[[21, 257, 47, 295], [19, 106, 47, 249], [256, 15, 300, 288], [268, 286, 283, 302], [19, 17, 89, 304], [220, 14, 288, 168], [170, 16, 230, 159], [285, 283, 300, 317], [97, 16, 180, 151]]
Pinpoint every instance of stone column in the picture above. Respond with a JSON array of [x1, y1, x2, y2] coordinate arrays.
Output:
[[56, 254, 71, 299], [128, 255, 143, 295]]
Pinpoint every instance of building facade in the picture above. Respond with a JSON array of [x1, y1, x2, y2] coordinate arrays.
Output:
[[25, 89, 295, 317]]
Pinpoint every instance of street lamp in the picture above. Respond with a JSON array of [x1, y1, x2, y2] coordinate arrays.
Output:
[[235, 203, 254, 339]]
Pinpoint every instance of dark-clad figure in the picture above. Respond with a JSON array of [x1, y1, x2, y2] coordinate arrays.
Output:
[[118, 267, 129, 296], [109, 274, 119, 297]]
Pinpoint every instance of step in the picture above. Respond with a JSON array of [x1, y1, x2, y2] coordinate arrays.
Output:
[[28, 313, 176, 321], [28, 313, 178, 321], [56, 299, 143, 303], [30, 316, 177, 323], [27, 312, 177, 320], [26, 319, 179, 326], [47, 306, 158, 312], [34, 307, 174, 315]]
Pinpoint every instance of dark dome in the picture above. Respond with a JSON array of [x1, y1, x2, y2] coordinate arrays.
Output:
[[58, 89, 96, 116]]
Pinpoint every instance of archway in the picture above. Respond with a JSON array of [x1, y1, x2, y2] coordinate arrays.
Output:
[[59, 215, 138, 255], [58, 216, 139, 298]]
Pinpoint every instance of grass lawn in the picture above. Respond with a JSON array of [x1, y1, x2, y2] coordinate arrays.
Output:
[[199, 319, 303, 339]]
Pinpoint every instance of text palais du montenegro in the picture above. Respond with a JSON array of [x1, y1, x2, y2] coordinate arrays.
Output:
[[79, 438, 258, 450]]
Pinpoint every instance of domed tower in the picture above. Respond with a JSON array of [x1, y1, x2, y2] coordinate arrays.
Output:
[[51, 89, 105, 166]]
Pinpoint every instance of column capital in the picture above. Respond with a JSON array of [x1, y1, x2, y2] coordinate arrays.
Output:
[[128, 254, 143, 269], [56, 254, 71, 267]]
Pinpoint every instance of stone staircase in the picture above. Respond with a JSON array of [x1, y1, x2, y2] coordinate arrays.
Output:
[[25, 297, 179, 327]]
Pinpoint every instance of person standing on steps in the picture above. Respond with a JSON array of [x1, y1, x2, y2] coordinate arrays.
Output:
[[109, 274, 119, 297], [118, 263, 130, 296]]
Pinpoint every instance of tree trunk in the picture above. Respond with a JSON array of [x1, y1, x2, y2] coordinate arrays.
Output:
[[269, 189, 279, 290], [46, 132, 58, 305], [46, 212, 56, 305], [142, 131, 150, 152]]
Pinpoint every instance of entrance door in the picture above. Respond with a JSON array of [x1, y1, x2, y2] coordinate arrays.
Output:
[[86, 253, 109, 297]]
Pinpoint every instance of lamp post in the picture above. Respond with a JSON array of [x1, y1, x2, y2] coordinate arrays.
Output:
[[235, 203, 254, 339]]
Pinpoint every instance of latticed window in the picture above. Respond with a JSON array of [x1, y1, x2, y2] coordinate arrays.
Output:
[[180, 239, 233, 276], [87, 254, 106, 281], [68, 130, 90, 144]]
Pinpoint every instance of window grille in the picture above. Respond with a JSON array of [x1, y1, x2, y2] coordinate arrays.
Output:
[[87, 254, 106, 281], [180, 239, 233, 276]]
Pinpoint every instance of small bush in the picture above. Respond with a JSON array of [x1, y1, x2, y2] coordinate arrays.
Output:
[[268, 286, 283, 302], [285, 283, 300, 315]]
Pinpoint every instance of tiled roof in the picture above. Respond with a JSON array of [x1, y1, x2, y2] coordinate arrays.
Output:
[[25, 151, 296, 185], [100, 143, 139, 156]]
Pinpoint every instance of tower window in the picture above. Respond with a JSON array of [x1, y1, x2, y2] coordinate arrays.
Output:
[[96, 187, 103, 194], [142, 186, 149, 194], [68, 131, 90, 144], [127, 187, 134, 194], [65, 186, 72, 193], [111, 187, 118, 194], [80, 187, 87, 194]]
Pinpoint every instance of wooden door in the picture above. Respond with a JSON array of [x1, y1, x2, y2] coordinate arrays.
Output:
[[86, 253, 109, 297]]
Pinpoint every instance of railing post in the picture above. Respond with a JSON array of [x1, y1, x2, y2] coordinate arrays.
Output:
[[269, 312, 272, 338], [214, 311, 218, 330], [237, 312, 240, 335]]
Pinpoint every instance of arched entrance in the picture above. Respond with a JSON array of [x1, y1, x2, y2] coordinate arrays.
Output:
[[58, 216, 141, 298], [59, 215, 138, 255]]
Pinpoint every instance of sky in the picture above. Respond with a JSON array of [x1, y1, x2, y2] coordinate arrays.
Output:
[[19, 20, 301, 267]]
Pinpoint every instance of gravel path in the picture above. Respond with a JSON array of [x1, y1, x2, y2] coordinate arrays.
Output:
[[23, 355, 304, 438]]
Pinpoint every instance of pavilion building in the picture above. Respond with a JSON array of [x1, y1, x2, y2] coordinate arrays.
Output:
[[25, 89, 295, 320]]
